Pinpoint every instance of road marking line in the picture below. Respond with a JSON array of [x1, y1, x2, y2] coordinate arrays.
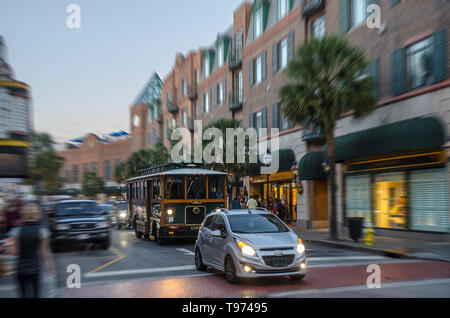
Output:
[[269, 278, 450, 298], [84, 265, 197, 278], [308, 256, 388, 262], [88, 247, 125, 274], [176, 248, 195, 256]]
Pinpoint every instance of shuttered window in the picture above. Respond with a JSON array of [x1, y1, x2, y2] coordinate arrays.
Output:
[[409, 168, 448, 233], [345, 175, 372, 224]]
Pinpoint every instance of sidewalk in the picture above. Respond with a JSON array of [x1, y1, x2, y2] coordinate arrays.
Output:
[[293, 228, 450, 262]]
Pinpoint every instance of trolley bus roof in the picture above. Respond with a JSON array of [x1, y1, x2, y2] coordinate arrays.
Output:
[[126, 168, 229, 182]]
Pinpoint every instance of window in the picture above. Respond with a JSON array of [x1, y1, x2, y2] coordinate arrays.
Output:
[[208, 176, 225, 199], [312, 15, 326, 39], [212, 215, 227, 233], [153, 179, 161, 200], [255, 55, 262, 84], [73, 165, 78, 183], [181, 108, 188, 127], [279, 37, 288, 70], [202, 91, 211, 113], [254, 8, 263, 39], [253, 109, 267, 137], [278, 0, 289, 20], [236, 71, 243, 103], [104, 160, 111, 181], [406, 37, 434, 90], [345, 174, 372, 224], [203, 55, 210, 79], [217, 42, 224, 68], [91, 162, 97, 174], [187, 175, 206, 199], [203, 215, 215, 229], [181, 77, 188, 97], [215, 81, 226, 106], [350, 0, 367, 29], [277, 103, 294, 131], [165, 176, 185, 200]]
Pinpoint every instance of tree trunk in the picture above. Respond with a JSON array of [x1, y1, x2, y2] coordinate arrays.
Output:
[[327, 127, 338, 240]]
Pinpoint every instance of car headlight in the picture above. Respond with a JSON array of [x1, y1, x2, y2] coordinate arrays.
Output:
[[297, 238, 305, 255], [119, 212, 126, 218], [236, 240, 256, 257], [56, 224, 70, 231]]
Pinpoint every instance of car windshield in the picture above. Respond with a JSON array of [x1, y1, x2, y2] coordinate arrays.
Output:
[[117, 203, 127, 210], [227, 214, 289, 234], [56, 202, 101, 216]]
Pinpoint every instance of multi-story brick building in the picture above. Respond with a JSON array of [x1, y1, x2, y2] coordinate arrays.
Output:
[[134, 0, 450, 238], [58, 133, 131, 192]]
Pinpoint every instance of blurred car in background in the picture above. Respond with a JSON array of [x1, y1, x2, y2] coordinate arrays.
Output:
[[113, 201, 128, 230], [98, 203, 116, 228], [46, 200, 111, 251]]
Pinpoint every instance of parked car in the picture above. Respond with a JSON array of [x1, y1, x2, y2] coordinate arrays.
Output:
[[113, 201, 128, 230], [46, 200, 111, 251], [194, 208, 307, 284], [98, 203, 116, 228]]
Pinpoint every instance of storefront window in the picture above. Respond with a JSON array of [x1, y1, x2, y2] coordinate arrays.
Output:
[[165, 177, 185, 200], [187, 176, 206, 199], [208, 176, 225, 199], [345, 175, 372, 224], [409, 168, 448, 233], [373, 172, 407, 230]]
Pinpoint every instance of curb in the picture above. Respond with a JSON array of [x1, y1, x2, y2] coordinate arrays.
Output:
[[302, 238, 450, 263]]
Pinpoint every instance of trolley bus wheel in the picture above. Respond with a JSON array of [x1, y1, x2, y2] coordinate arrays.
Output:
[[156, 228, 165, 245], [134, 218, 143, 239], [195, 248, 207, 272]]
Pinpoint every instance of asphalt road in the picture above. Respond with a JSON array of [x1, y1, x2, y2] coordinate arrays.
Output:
[[1, 228, 449, 298]]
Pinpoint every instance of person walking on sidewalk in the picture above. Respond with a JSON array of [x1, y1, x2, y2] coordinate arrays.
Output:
[[247, 196, 258, 210], [8, 199, 53, 298]]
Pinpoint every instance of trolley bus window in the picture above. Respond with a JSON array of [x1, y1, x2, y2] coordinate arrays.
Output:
[[208, 176, 225, 199], [165, 176, 185, 200], [153, 179, 161, 200], [187, 176, 206, 199]]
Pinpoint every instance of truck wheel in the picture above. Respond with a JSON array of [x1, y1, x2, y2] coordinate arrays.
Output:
[[101, 237, 111, 250], [134, 218, 143, 239]]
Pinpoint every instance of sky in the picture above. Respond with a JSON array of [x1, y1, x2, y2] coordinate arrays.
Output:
[[0, 0, 243, 143]]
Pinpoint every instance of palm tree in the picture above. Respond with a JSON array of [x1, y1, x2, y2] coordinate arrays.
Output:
[[280, 35, 376, 240]]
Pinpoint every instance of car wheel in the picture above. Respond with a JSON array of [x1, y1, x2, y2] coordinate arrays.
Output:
[[224, 256, 239, 284], [289, 274, 305, 281], [195, 248, 207, 272], [116, 223, 122, 230], [51, 240, 61, 253], [134, 218, 143, 239]]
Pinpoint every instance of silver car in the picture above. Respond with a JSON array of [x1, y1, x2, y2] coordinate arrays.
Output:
[[194, 208, 307, 284]]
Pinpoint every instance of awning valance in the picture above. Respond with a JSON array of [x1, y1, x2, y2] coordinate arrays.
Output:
[[324, 116, 445, 163], [298, 152, 326, 180], [248, 148, 297, 176]]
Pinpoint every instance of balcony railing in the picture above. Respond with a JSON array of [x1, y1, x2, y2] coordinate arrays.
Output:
[[166, 100, 179, 114], [188, 84, 198, 100], [302, 124, 325, 141], [302, 0, 325, 19], [228, 47, 242, 70], [228, 90, 243, 111]]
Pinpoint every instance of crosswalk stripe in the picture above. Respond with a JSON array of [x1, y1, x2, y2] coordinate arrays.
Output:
[[83, 265, 197, 278]]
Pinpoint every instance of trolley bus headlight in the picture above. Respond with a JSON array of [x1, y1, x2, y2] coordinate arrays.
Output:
[[167, 209, 174, 216]]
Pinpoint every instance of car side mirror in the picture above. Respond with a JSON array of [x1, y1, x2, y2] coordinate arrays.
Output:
[[210, 230, 221, 237]]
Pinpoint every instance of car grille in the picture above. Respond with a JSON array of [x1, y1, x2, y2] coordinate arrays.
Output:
[[262, 255, 295, 267], [71, 223, 96, 230], [185, 206, 206, 225]]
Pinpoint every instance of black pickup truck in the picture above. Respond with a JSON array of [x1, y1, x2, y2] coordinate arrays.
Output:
[[46, 200, 111, 251]]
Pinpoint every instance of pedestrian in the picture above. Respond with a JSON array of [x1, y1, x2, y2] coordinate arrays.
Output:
[[277, 200, 286, 222], [232, 197, 241, 210], [240, 197, 247, 209], [8, 198, 53, 298], [247, 196, 257, 210], [5, 195, 23, 233]]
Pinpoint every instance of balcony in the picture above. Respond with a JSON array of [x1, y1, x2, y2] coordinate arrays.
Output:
[[228, 90, 243, 111], [228, 48, 242, 71], [156, 114, 163, 124], [302, 124, 325, 142], [188, 84, 198, 101], [166, 100, 179, 114], [302, 0, 325, 19]]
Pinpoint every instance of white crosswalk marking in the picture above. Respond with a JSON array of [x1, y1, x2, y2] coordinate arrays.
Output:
[[176, 248, 195, 256]]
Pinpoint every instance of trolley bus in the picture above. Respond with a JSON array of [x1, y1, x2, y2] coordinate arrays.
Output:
[[126, 163, 228, 244]]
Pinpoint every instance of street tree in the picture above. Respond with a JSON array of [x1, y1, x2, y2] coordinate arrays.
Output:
[[30, 132, 64, 191], [280, 35, 376, 240], [82, 172, 105, 198]]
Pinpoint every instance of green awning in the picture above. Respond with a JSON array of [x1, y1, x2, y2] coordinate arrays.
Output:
[[248, 148, 297, 176], [324, 116, 445, 163], [298, 152, 326, 180]]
